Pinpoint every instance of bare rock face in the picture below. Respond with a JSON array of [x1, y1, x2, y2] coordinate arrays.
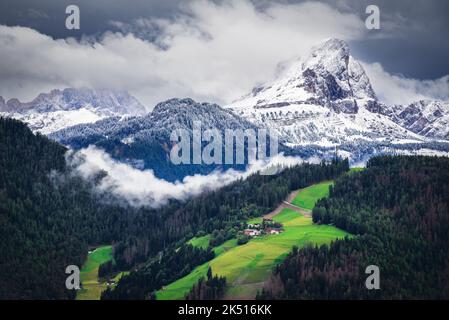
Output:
[[384, 100, 449, 139], [229, 39, 377, 115]]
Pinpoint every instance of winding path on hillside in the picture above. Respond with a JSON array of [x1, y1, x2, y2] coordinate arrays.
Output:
[[262, 189, 312, 220]]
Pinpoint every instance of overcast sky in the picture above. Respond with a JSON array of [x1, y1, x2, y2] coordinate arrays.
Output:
[[0, 0, 448, 108]]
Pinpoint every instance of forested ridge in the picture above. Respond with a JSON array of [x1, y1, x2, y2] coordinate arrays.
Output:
[[0, 117, 85, 299], [0, 118, 125, 299], [0, 117, 349, 299], [259, 156, 449, 299]]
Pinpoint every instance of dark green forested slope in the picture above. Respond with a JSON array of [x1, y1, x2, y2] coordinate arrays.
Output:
[[0, 117, 349, 299], [259, 156, 449, 299], [0, 117, 82, 299], [0, 118, 127, 299]]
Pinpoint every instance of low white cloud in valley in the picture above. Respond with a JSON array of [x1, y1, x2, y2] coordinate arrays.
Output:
[[69, 145, 311, 208]]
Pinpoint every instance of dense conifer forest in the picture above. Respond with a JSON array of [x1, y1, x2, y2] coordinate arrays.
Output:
[[258, 156, 449, 299], [5, 116, 448, 300], [0, 118, 121, 299], [0, 117, 348, 299]]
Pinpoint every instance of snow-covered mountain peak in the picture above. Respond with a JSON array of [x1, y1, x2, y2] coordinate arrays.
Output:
[[226, 39, 426, 147], [304, 38, 350, 73], [229, 38, 377, 117], [149, 98, 255, 132], [152, 98, 218, 114], [51, 97, 257, 147], [308, 38, 375, 98], [0, 88, 147, 134], [15, 88, 147, 115], [317, 38, 348, 51]]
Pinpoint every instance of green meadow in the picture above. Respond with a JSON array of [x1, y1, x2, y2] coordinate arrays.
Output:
[[210, 209, 348, 299], [156, 239, 238, 300], [76, 245, 115, 300], [157, 208, 349, 300], [291, 181, 334, 210], [157, 180, 350, 300], [187, 235, 211, 249]]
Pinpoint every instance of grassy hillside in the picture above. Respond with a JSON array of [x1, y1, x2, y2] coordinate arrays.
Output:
[[77, 246, 113, 300], [187, 235, 211, 249], [156, 239, 238, 300], [213, 209, 348, 299], [157, 180, 349, 300], [292, 181, 334, 210], [158, 209, 348, 300]]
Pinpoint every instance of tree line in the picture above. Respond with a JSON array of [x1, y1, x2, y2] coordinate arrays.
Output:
[[186, 267, 227, 300]]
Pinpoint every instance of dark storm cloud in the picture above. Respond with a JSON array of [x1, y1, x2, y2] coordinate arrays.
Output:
[[342, 0, 449, 79], [0, 0, 186, 39], [0, 0, 447, 106], [0, 0, 449, 79], [0, 0, 447, 79], [0, 0, 368, 104], [256, 0, 449, 79]]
